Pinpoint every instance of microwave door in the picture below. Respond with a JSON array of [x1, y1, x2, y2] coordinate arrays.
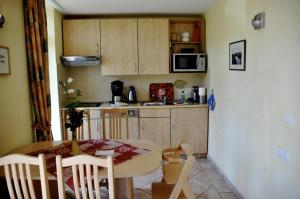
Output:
[[174, 54, 198, 71]]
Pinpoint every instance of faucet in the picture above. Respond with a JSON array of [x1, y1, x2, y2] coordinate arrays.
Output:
[[162, 96, 167, 105]]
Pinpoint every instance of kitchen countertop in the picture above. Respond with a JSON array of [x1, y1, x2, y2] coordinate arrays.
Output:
[[72, 102, 208, 110]]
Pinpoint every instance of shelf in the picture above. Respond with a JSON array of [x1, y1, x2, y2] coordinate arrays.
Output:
[[170, 42, 201, 44]]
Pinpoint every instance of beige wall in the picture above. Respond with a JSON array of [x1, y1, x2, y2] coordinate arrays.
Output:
[[69, 66, 205, 102], [205, 0, 300, 198], [0, 0, 33, 154]]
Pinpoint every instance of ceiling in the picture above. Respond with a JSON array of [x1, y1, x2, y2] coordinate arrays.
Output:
[[52, 0, 216, 15]]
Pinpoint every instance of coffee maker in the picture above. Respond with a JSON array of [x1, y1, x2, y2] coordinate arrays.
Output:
[[111, 80, 124, 103]]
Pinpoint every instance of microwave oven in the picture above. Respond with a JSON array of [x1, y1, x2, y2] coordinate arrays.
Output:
[[172, 53, 206, 72]]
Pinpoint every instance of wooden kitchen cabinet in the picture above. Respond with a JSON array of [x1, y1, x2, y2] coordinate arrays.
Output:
[[139, 108, 170, 149], [140, 118, 170, 149], [63, 19, 100, 56], [171, 107, 208, 155], [100, 19, 138, 75], [138, 19, 169, 74]]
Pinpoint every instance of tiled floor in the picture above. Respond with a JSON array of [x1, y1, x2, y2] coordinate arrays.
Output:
[[133, 158, 239, 199]]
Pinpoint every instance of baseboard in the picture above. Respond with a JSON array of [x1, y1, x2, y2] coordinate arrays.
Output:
[[207, 155, 244, 199]]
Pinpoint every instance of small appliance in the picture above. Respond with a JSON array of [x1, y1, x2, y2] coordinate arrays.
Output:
[[111, 80, 124, 103], [172, 53, 206, 72], [198, 87, 207, 104], [128, 86, 137, 104], [192, 86, 199, 102]]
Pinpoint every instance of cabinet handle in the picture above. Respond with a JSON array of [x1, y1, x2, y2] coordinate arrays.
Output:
[[141, 122, 144, 131], [172, 120, 175, 129], [96, 43, 99, 55], [135, 62, 138, 73]]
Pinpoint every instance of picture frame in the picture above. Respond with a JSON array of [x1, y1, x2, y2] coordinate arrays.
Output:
[[229, 40, 246, 71], [0, 46, 10, 75]]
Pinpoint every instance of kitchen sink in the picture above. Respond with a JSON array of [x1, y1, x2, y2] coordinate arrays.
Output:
[[142, 102, 165, 106]]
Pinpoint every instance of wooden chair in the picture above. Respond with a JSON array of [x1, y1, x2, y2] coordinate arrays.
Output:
[[56, 154, 115, 199], [61, 109, 92, 140], [101, 109, 128, 139], [0, 153, 50, 199], [152, 144, 195, 199]]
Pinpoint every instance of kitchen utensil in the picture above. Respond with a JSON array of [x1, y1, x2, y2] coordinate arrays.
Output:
[[181, 48, 195, 53], [181, 31, 190, 42]]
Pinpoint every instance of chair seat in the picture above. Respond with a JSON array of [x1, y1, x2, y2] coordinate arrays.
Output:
[[152, 182, 185, 199]]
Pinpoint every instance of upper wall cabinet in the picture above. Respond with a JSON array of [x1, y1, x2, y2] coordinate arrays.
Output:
[[63, 19, 100, 56], [169, 18, 205, 53], [100, 19, 138, 75], [138, 19, 169, 75]]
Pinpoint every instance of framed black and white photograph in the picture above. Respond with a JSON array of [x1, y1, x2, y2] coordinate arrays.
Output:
[[229, 40, 246, 71], [0, 46, 10, 75]]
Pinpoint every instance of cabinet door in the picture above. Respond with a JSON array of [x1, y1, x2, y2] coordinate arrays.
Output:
[[100, 19, 138, 75], [63, 19, 100, 56], [171, 108, 208, 154], [138, 19, 169, 74], [139, 118, 170, 149]]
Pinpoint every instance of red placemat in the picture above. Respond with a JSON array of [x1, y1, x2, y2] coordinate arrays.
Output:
[[27, 139, 150, 190]]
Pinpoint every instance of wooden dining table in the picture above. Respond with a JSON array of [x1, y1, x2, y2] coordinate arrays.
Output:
[[1, 139, 162, 199]]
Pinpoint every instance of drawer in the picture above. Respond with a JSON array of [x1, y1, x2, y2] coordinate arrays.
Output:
[[139, 108, 170, 118]]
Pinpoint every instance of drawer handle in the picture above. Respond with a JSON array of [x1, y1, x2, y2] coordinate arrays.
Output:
[[172, 120, 175, 129]]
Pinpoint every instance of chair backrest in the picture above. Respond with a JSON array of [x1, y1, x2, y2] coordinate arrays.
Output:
[[61, 109, 91, 140], [101, 109, 128, 139], [56, 154, 115, 199], [0, 153, 50, 199], [169, 155, 195, 199]]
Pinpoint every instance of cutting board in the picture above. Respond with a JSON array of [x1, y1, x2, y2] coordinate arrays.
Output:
[[149, 83, 174, 102]]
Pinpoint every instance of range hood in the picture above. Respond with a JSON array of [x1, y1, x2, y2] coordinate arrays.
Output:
[[60, 56, 100, 67]]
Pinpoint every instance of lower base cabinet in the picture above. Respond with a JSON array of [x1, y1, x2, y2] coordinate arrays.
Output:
[[171, 107, 208, 155], [139, 117, 170, 149]]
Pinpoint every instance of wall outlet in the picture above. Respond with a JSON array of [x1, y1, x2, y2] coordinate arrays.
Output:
[[276, 148, 289, 163]]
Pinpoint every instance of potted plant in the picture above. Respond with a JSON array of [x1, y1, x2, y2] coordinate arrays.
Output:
[[59, 77, 84, 155]]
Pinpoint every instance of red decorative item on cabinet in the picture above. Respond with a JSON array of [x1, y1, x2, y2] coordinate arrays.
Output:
[[149, 83, 174, 102]]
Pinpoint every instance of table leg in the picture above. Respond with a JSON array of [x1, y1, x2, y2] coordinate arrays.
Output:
[[115, 177, 134, 199]]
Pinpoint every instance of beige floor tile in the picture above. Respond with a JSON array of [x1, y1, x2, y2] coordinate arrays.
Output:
[[204, 168, 223, 181], [220, 192, 238, 199], [190, 166, 202, 178], [189, 171, 212, 195], [198, 159, 214, 170], [193, 160, 204, 171], [212, 179, 232, 193], [199, 186, 222, 199]]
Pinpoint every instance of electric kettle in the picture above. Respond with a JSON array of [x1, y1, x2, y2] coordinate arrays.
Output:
[[128, 86, 137, 104]]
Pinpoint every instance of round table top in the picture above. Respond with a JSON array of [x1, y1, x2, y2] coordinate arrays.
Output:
[[11, 139, 162, 178]]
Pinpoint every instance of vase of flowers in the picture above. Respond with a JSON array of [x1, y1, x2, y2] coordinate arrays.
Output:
[[59, 77, 84, 155]]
